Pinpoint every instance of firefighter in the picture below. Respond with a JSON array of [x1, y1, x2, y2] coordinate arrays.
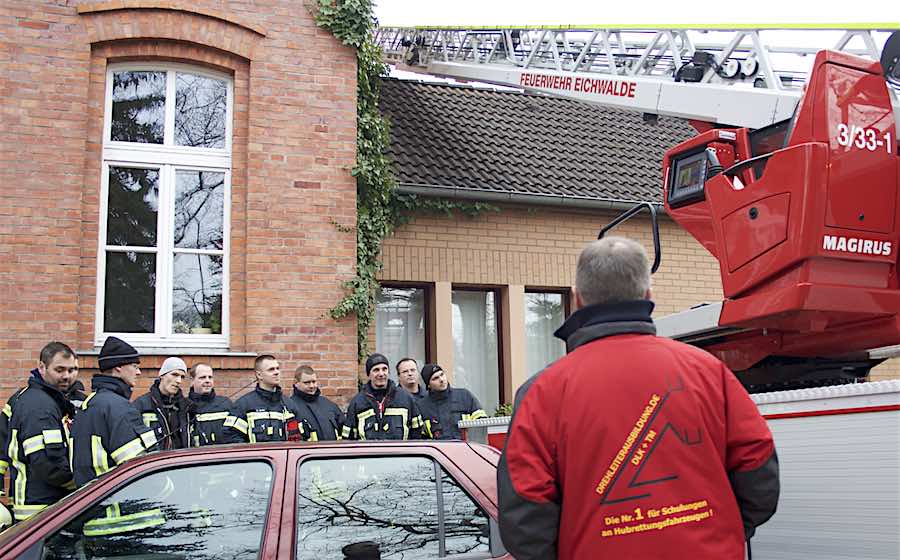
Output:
[[497, 237, 779, 560], [342, 353, 424, 441], [66, 379, 88, 410], [418, 363, 486, 440], [188, 362, 231, 446], [70, 336, 158, 487], [5, 342, 79, 522], [222, 355, 306, 443], [0, 385, 25, 525], [290, 365, 345, 441], [134, 357, 194, 450], [396, 358, 426, 399]]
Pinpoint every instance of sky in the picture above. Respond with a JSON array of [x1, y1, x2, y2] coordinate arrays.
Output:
[[373, 1, 899, 28]]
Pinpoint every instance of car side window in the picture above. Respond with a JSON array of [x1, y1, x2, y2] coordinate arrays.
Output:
[[296, 456, 490, 559], [41, 461, 273, 560]]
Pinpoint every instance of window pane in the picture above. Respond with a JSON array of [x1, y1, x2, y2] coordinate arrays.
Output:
[[104, 251, 155, 333], [175, 73, 228, 149], [441, 468, 490, 555], [525, 292, 567, 375], [297, 457, 439, 559], [107, 167, 159, 247], [111, 71, 165, 144], [452, 290, 500, 414], [376, 287, 427, 374], [174, 170, 225, 250], [42, 461, 272, 560], [173, 254, 223, 334]]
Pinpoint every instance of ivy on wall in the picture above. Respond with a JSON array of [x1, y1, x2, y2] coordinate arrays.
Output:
[[312, 0, 497, 361]]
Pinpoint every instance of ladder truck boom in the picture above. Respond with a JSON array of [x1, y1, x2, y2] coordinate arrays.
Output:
[[377, 26, 900, 390], [376, 27, 899, 129]]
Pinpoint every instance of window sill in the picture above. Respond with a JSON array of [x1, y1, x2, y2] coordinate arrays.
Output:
[[77, 348, 256, 357]]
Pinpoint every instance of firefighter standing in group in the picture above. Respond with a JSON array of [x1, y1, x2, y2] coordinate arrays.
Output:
[[342, 353, 424, 440], [4, 342, 79, 522]]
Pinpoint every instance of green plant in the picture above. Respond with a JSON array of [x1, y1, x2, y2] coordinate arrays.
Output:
[[312, 1, 499, 361], [494, 403, 513, 417]]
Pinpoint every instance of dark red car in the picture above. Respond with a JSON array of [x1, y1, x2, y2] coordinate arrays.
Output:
[[0, 441, 512, 559]]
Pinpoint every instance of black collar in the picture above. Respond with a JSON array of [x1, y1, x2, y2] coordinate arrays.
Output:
[[255, 384, 282, 402], [28, 369, 75, 416], [554, 300, 656, 352], [91, 374, 134, 400], [189, 388, 217, 403], [294, 386, 320, 403]]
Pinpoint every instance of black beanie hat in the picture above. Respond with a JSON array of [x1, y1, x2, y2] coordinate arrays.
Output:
[[420, 363, 443, 387], [97, 336, 140, 371], [365, 353, 389, 375]]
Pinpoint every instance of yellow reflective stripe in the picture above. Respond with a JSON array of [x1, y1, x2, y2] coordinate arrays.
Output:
[[22, 434, 45, 456], [355, 409, 375, 441], [341, 425, 351, 439], [139, 430, 157, 449], [410, 415, 423, 429], [83, 507, 166, 536], [308, 431, 319, 442], [110, 438, 144, 464], [246, 411, 290, 422], [384, 407, 410, 440], [13, 503, 47, 521], [9, 429, 26, 507], [0, 459, 8, 475], [141, 413, 158, 427], [80, 392, 97, 411], [423, 419, 434, 439], [91, 435, 110, 477], [42, 429, 63, 445], [225, 416, 248, 435], [196, 412, 229, 422], [469, 409, 488, 421], [2, 403, 11, 418]]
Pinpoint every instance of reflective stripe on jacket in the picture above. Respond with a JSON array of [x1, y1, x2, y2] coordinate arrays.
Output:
[[222, 385, 305, 444], [70, 375, 159, 487], [188, 389, 231, 446], [133, 381, 194, 450], [342, 381, 424, 441], [6, 371, 77, 520], [497, 300, 779, 560], [419, 386, 486, 440]]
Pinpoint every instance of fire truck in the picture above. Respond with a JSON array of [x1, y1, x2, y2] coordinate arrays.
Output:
[[376, 27, 900, 559]]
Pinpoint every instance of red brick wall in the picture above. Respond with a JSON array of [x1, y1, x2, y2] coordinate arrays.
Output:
[[0, 1, 359, 403]]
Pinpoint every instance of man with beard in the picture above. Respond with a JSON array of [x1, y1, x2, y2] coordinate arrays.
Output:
[[188, 363, 232, 446], [342, 353, 424, 440], [290, 365, 344, 441], [5, 342, 79, 521], [134, 357, 194, 450]]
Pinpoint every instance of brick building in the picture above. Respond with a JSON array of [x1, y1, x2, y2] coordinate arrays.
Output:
[[0, 1, 359, 402], [374, 78, 899, 413]]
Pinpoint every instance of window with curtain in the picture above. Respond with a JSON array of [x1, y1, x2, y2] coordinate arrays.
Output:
[[97, 64, 232, 348], [375, 287, 428, 372], [525, 291, 567, 376], [451, 289, 500, 414]]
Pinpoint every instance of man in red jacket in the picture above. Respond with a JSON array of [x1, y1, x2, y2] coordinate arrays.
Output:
[[498, 236, 779, 560]]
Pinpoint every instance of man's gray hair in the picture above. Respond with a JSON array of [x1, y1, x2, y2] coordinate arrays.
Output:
[[575, 236, 651, 306]]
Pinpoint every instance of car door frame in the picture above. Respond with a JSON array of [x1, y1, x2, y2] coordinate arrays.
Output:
[[0, 447, 289, 560], [280, 443, 500, 560]]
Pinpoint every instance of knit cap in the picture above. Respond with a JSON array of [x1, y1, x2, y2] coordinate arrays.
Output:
[[97, 336, 140, 371], [159, 357, 187, 377], [364, 353, 390, 375], [420, 363, 443, 387]]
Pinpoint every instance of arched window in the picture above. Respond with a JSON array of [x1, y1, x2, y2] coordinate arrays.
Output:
[[96, 63, 232, 348]]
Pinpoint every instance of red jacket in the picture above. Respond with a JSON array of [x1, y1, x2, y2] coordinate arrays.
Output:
[[498, 300, 779, 559]]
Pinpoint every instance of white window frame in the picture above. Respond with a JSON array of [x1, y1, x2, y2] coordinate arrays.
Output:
[[95, 63, 233, 349]]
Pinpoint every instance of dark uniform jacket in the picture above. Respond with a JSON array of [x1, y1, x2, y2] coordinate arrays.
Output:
[[0, 386, 26, 497], [401, 383, 427, 399], [134, 381, 194, 450], [419, 386, 487, 440], [188, 388, 231, 446], [289, 387, 345, 441], [342, 380, 424, 441], [70, 375, 159, 487], [497, 300, 779, 560], [222, 385, 305, 444], [6, 371, 77, 520]]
